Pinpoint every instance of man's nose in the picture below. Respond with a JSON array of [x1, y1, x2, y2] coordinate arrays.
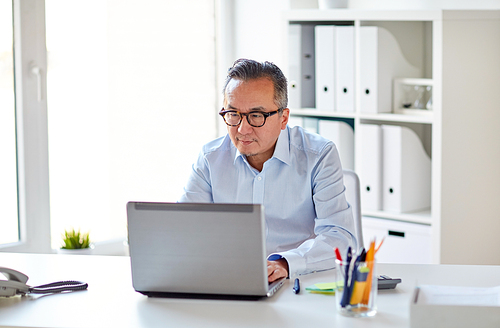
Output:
[[238, 115, 253, 134]]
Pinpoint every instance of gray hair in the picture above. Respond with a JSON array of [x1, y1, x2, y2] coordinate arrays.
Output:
[[222, 58, 288, 109]]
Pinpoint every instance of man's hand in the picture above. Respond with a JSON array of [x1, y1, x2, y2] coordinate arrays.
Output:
[[267, 259, 289, 283]]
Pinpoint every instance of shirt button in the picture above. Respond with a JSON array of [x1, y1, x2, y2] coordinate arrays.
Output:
[[257, 177, 262, 181]]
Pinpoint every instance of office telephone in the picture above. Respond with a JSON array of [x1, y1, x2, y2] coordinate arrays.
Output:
[[0, 267, 88, 297]]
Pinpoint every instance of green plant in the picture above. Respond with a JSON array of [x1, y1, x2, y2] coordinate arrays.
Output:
[[61, 229, 91, 249]]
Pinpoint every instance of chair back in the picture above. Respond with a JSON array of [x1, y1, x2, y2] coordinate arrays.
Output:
[[343, 169, 364, 250]]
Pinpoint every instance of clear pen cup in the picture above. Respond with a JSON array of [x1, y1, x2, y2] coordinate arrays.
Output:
[[335, 258, 377, 317]]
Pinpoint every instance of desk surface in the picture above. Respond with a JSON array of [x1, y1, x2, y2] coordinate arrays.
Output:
[[1, 252, 500, 328]]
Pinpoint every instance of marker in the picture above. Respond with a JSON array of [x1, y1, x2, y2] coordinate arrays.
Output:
[[335, 247, 343, 262], [350, 266, 370, 305], [293, 278, 300, 294]]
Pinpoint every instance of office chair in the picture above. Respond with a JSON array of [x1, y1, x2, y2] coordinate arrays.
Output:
[[343, 169, 364, 250]]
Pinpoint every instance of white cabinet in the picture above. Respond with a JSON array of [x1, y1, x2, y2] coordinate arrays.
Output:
[[282, 9, 500, 265], [362, 216, 432, 264]]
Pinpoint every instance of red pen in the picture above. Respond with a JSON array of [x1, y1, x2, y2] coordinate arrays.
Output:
[[335, 247, 343, 262]]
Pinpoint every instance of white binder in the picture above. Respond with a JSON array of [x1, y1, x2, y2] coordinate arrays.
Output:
[[359, 26, 421, 113], [359, 124, 383, 211], [287, 116, 304, 128], [318, 120, 354, 170], [288, 24, 315, 108], [335, 26, 355, 113], [381, 125, 431, 213], [288, 24, 315, 109], [315, 25, 336, 112], [302, 117, 318, 134], [300, 24, 315, 108], [288, 24, 302, 109]]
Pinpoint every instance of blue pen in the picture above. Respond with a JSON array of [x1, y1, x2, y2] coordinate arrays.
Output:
[[293, 278, 300, 294], [340, 246, 352, 307]]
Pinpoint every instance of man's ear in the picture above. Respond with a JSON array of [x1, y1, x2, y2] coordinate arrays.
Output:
[[280, 108, 290, 130]]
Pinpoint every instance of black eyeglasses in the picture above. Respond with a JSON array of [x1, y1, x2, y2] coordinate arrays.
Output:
[[219, 108, 284, 127]]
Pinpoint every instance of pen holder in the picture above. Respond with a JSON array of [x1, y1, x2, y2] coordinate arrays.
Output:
[[335, 259, 377, 317]]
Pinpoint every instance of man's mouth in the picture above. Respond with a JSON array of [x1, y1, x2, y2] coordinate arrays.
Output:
[[239, 140, 253, 146], [236, 137, 256, 146]]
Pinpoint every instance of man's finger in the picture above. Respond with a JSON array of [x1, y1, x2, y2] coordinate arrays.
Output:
[[267, 260, 287, 282]]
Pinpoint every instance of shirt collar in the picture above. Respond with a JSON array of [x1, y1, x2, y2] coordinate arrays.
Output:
[[272, 126, 291, 166], [232, 126, 291, 166]]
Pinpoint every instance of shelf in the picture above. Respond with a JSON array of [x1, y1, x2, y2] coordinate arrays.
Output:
[[290, 108, 433, 124], [289, 108, 355, 119], [284, 9, 442, 22], [283, 8, 500, 266], [362, 209, 432, 225], [285, 9, 500, 23], [359, 112, 433, 124]]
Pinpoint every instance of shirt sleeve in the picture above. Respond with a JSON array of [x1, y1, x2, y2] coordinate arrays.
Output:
[[178, 150, 213, 203], [268, 142, 358, 277]]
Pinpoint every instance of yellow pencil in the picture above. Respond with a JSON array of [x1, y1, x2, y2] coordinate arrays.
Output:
[[361, 240, 375, 304]]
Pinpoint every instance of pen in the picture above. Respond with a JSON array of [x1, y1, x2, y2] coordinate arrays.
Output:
[[345, 249, 364, 305], [358, 248, 366, 262], [335, 247, 343, 262], [340, 246, 352, 307], [293, 278, 300, 294], [375, 237, 385, 254]]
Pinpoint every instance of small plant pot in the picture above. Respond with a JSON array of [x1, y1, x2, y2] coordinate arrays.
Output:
[[57, 247, 93, 255]]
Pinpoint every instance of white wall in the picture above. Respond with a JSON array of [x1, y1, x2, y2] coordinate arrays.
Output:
[[227, 0, 500, 67], [222, 0, 289, 72]]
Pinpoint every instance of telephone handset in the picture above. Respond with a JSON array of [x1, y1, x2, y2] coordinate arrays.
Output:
[[0, 267, 88, 297], [0, 267, 30, 297]]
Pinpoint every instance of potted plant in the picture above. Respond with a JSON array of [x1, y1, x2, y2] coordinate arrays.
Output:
[[57, 229, 93, 255]]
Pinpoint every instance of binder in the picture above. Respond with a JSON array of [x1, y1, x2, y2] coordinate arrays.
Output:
[[359, 124, 383, 211], [287, 116, 304, 128], [302, 117, 319, 134], [359, 26, 421, 113], [288, 24, 302, 109], [288, 24, 315, 109], [318, 120, 354, 170], [335, 26, 355, 113], [381, 125, 431, 213], [315, 25, 336, 112]]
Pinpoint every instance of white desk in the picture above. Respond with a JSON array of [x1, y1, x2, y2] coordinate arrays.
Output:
[[1, 252, 500, 328]]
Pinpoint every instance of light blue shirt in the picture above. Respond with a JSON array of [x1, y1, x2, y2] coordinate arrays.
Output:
[[179, 125, 357, 277]]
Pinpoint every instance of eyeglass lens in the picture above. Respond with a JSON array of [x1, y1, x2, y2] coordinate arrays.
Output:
[[223, 112, 266, 127]]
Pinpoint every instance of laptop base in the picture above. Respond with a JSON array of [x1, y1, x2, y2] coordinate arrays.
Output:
[[139, 291, 264, 301]]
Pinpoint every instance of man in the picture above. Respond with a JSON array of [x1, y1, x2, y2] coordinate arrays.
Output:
[[179, 59, 357, 282]]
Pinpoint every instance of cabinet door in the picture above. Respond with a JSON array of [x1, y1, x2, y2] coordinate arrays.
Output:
[[362, 216, 431, 264]]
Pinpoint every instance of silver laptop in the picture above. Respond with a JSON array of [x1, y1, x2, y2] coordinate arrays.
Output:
[[126, 202, 285, 300]]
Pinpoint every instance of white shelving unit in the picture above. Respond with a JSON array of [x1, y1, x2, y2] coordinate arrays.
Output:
[[282, 9, 500, 265]]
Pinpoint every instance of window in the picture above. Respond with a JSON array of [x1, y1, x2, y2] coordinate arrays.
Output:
[[45, 0, 217, 248], [0, 0, 19, 245], [2, 0, 217, 253]]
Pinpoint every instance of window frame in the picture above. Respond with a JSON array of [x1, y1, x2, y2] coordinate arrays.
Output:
[[0, 0, 51, 253]]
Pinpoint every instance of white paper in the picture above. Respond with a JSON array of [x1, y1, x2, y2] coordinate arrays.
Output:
[[417, 285, 500, 307]]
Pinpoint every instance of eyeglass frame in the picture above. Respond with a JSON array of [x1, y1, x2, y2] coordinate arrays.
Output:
[[219, 107, 285, 127]]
